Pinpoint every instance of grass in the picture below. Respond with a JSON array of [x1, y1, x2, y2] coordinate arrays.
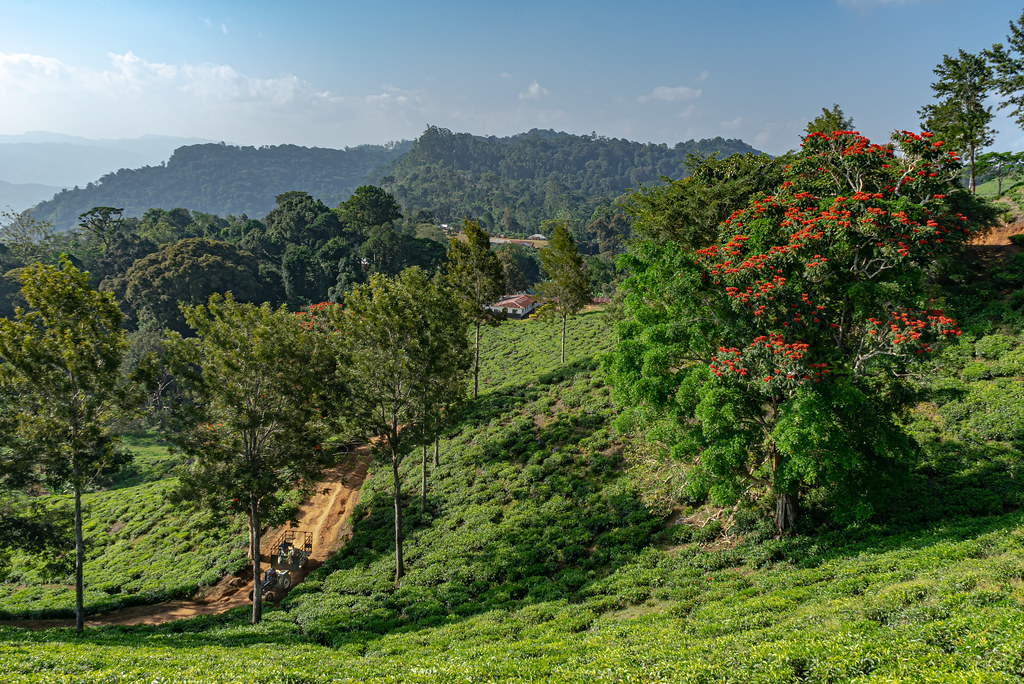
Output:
[[0, 438, 248, 618], [475, 309, 617, 392], [1, 510, 1023, 682]]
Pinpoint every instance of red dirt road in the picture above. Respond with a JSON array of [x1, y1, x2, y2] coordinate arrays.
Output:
[[2, 449, 371, 629]]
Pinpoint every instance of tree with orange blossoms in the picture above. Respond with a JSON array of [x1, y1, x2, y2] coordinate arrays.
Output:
[[609, 129, 996, 536]]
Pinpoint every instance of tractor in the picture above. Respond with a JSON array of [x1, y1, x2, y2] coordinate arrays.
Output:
[[249, 530, 313, 602]]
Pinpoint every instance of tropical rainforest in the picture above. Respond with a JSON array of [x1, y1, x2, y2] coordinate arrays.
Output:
[[2, 11, 1024, 682]]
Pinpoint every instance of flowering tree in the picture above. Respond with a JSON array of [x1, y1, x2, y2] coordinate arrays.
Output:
[[609, 130, 996, 535]]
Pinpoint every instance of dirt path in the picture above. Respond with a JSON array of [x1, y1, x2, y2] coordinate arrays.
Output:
[[3, 448, 372, 629]]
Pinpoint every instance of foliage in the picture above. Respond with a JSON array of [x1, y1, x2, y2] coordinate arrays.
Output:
[[112, 238, 266, 334], [803, 103, 854, 137], [445, 220, 507, 398], [919, 49, 995, 193], [0, 209, 57, 270], [167, 294, 339, 623], [336, 267, 471, 583], [609, 130, 997, 535], [536, 222, 592, 363], [495, 243, 542, 293], [0, 258, 138, 630], [622, 151, 785, 250], [986, 9, 1024, 130]]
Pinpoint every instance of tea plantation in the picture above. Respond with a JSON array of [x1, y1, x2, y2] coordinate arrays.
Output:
[[2, 308, 1024, 682]]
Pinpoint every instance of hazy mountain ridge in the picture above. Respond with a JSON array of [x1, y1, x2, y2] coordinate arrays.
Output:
[[0, 133, 215, 190], [28, 141, 413, 230], [0, 180, 62, 214]]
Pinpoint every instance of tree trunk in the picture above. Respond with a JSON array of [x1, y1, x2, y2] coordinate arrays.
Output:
[[433, 436, 439, 468], [771, 445, 798, 537], [969, 144, 976, 195], [420, 443, 427, 513], [392, 455, 404, 585], [250, 497, 262, 625], [774, 490, 799, 537], [473, 321, 481, 398], [560, 313, 567, 364], [73, 478, 84, 634]]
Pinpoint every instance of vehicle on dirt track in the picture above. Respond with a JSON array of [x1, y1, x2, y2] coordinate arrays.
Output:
[[249, 530, 313, 602]]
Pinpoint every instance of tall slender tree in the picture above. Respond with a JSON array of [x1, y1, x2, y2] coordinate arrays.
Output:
[[919, 49, 995, 193], [0, 258, 135, 632], [338, 268, 470, 584], [445, 219, 505, 397], [987, 10, 1024, 129], [537, 222, 591, 363]]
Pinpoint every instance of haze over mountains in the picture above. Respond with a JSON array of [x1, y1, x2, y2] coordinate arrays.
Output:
[[0, 132, 213, 212]]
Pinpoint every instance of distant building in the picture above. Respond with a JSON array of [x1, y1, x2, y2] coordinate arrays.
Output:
[[485, 294, 539, 319], [527, 233, 547, 240]]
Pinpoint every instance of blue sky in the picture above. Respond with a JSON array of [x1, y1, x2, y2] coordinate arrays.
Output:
[[1, 0, 1023, 155]]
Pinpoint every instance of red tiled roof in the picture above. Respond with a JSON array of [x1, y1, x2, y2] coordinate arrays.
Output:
[[492, 294, 538, 309]]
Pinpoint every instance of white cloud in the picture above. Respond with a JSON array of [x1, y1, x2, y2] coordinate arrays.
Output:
[[638, 85, 702, 103], [222, 24, 229, 35], [0, 51, 431, 146], [698, 70, 710, 81], [676, 105, 698, 118], [721, 116, 744, 130], [519, 80, 549, 100]]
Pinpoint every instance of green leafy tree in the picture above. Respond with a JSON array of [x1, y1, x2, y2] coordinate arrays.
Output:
[[537, 222, 592, 363], [804, 104, 854, 137], [987, 10, 1024, 130], [0, 209, 56, 269], [622, 152, 784, 251], [167, 294, 339, 625], [919, 49, 995, 193], [338, 268, 470, 583], [445, 220, 506, 398], [115, 238, 265, 334], [609, 130, 996, 536], [0, 258, 135, 631], [337, 185, 403, 234], [975, 150, 1024, 194]]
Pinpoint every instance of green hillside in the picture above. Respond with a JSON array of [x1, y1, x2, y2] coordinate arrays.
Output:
[[2, 301, 1024, 681]]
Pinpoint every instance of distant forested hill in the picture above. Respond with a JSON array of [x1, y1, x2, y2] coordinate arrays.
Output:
[[27, 128, 762, 234], [30, 142, 412, 230], [379, 126, 762, 233]]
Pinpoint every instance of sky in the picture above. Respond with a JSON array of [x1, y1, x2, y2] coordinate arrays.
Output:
[[1, 0, 1024, 157]]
